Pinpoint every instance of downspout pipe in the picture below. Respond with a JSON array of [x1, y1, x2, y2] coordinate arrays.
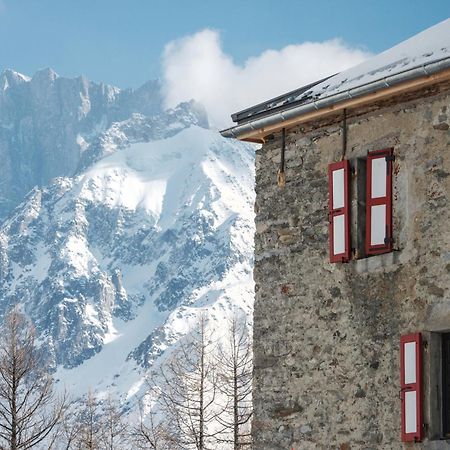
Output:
[[221, 56, 450, 139], [277, 128, 286, 187], [342, 109, 347, 161]]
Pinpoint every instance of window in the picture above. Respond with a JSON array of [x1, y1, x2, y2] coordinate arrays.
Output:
[[400, 333, 423, 442], [328, 161, 351, 263], [327, 148, 394, 263], [408, 331, 450, 442], [366, 149, 394, 256]]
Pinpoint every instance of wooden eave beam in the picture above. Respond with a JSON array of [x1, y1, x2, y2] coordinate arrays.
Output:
[[238, 67, 450, 143]]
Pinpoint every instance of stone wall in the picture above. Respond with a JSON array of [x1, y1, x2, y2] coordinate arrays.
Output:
[[252, 85, 450, 449]]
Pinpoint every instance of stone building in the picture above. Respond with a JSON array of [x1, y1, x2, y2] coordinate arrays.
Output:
[[221, 20, 450, 449]]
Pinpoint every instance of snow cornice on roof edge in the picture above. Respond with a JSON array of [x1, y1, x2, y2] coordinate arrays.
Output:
[[220, 56, 450, 143]]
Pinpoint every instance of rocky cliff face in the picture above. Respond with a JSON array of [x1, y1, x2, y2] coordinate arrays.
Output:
[[0, 69, 162, 219], [0, 70, 255, 407]]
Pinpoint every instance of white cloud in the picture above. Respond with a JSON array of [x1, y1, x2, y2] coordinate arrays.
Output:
[[161, 29, 372, 128]]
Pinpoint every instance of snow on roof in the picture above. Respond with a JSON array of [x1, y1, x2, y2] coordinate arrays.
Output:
[[232, 18, 450, 125], [309, 19, 450, 99]]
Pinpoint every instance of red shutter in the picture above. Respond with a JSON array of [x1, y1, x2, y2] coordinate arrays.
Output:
[[400, 333, 423, 442], [328, 160, 350, 263], [366, 148, 394, 255]]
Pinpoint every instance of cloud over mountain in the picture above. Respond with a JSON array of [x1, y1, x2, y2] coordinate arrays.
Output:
[[161, 29, 372, 128]]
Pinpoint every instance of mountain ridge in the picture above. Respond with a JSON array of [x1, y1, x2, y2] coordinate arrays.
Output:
[[0, 68, 164, 219], [0, 71, 255, 418]]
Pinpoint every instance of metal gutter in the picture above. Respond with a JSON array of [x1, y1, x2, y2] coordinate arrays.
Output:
[[220, 56, 450, 140]]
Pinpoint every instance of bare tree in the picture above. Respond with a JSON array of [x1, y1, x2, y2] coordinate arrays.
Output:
[[216, 315, 253, 450], [132, 401, 170, 450], [154, 315, 222, 450], [0, 308, 66, 450], [71, 390, 102, 450], [99, 395, 128, 450], [60, 392, 129, 450], [58, 406, 82, 450]]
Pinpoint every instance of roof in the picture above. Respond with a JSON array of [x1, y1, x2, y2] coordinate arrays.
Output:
[[230, 75, 335, 125], [221, 18, 450, 141]]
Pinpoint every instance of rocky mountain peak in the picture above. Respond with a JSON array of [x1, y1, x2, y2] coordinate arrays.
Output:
[[0, 69, 165, 220], [0, 68, 30, 91], [31, 67, 59, 84], [0, 70, 255, 417]]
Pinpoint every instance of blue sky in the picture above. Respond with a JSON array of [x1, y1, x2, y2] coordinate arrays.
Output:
[[0, 0, 448, 89]]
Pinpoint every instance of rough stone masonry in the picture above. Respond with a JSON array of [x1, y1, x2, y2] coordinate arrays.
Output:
[[252, 83, 450, 449]]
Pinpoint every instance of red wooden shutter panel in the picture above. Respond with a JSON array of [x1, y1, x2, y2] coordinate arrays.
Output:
[[400, 333, 423, 442], [328, 161, 350, 263], [366, 148, 393, 255]]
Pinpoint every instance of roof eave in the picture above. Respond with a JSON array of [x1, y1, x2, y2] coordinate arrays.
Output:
[[220, 57, 450, 143]]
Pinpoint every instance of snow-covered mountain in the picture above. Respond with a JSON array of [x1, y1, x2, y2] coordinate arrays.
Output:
[[0, 69, 255, 410], [0, 68, 162, 220]]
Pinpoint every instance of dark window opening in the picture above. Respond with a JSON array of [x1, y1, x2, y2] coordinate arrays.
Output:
[[442, 333, 450, 437]]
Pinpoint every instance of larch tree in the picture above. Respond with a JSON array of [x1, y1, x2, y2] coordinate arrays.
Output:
[[70, 390, 102, 450], [132, 401, 171, 450], [60, 391, 129, 450], [0, 308, 66, 450], [216, 315, 253, 450], [154, 315, 222, 450], [58, 406, 82, 450], [99, 395, 128, 450]]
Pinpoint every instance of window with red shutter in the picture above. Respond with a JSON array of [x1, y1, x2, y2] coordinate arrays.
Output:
[[328, 161, 350, 263], [366, 149, 394, 255], [400, 333, 423, 443]]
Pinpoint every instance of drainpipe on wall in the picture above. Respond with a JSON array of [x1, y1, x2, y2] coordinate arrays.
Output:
[[342, 109, 347, 161], [277, 128, 286, 187]]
